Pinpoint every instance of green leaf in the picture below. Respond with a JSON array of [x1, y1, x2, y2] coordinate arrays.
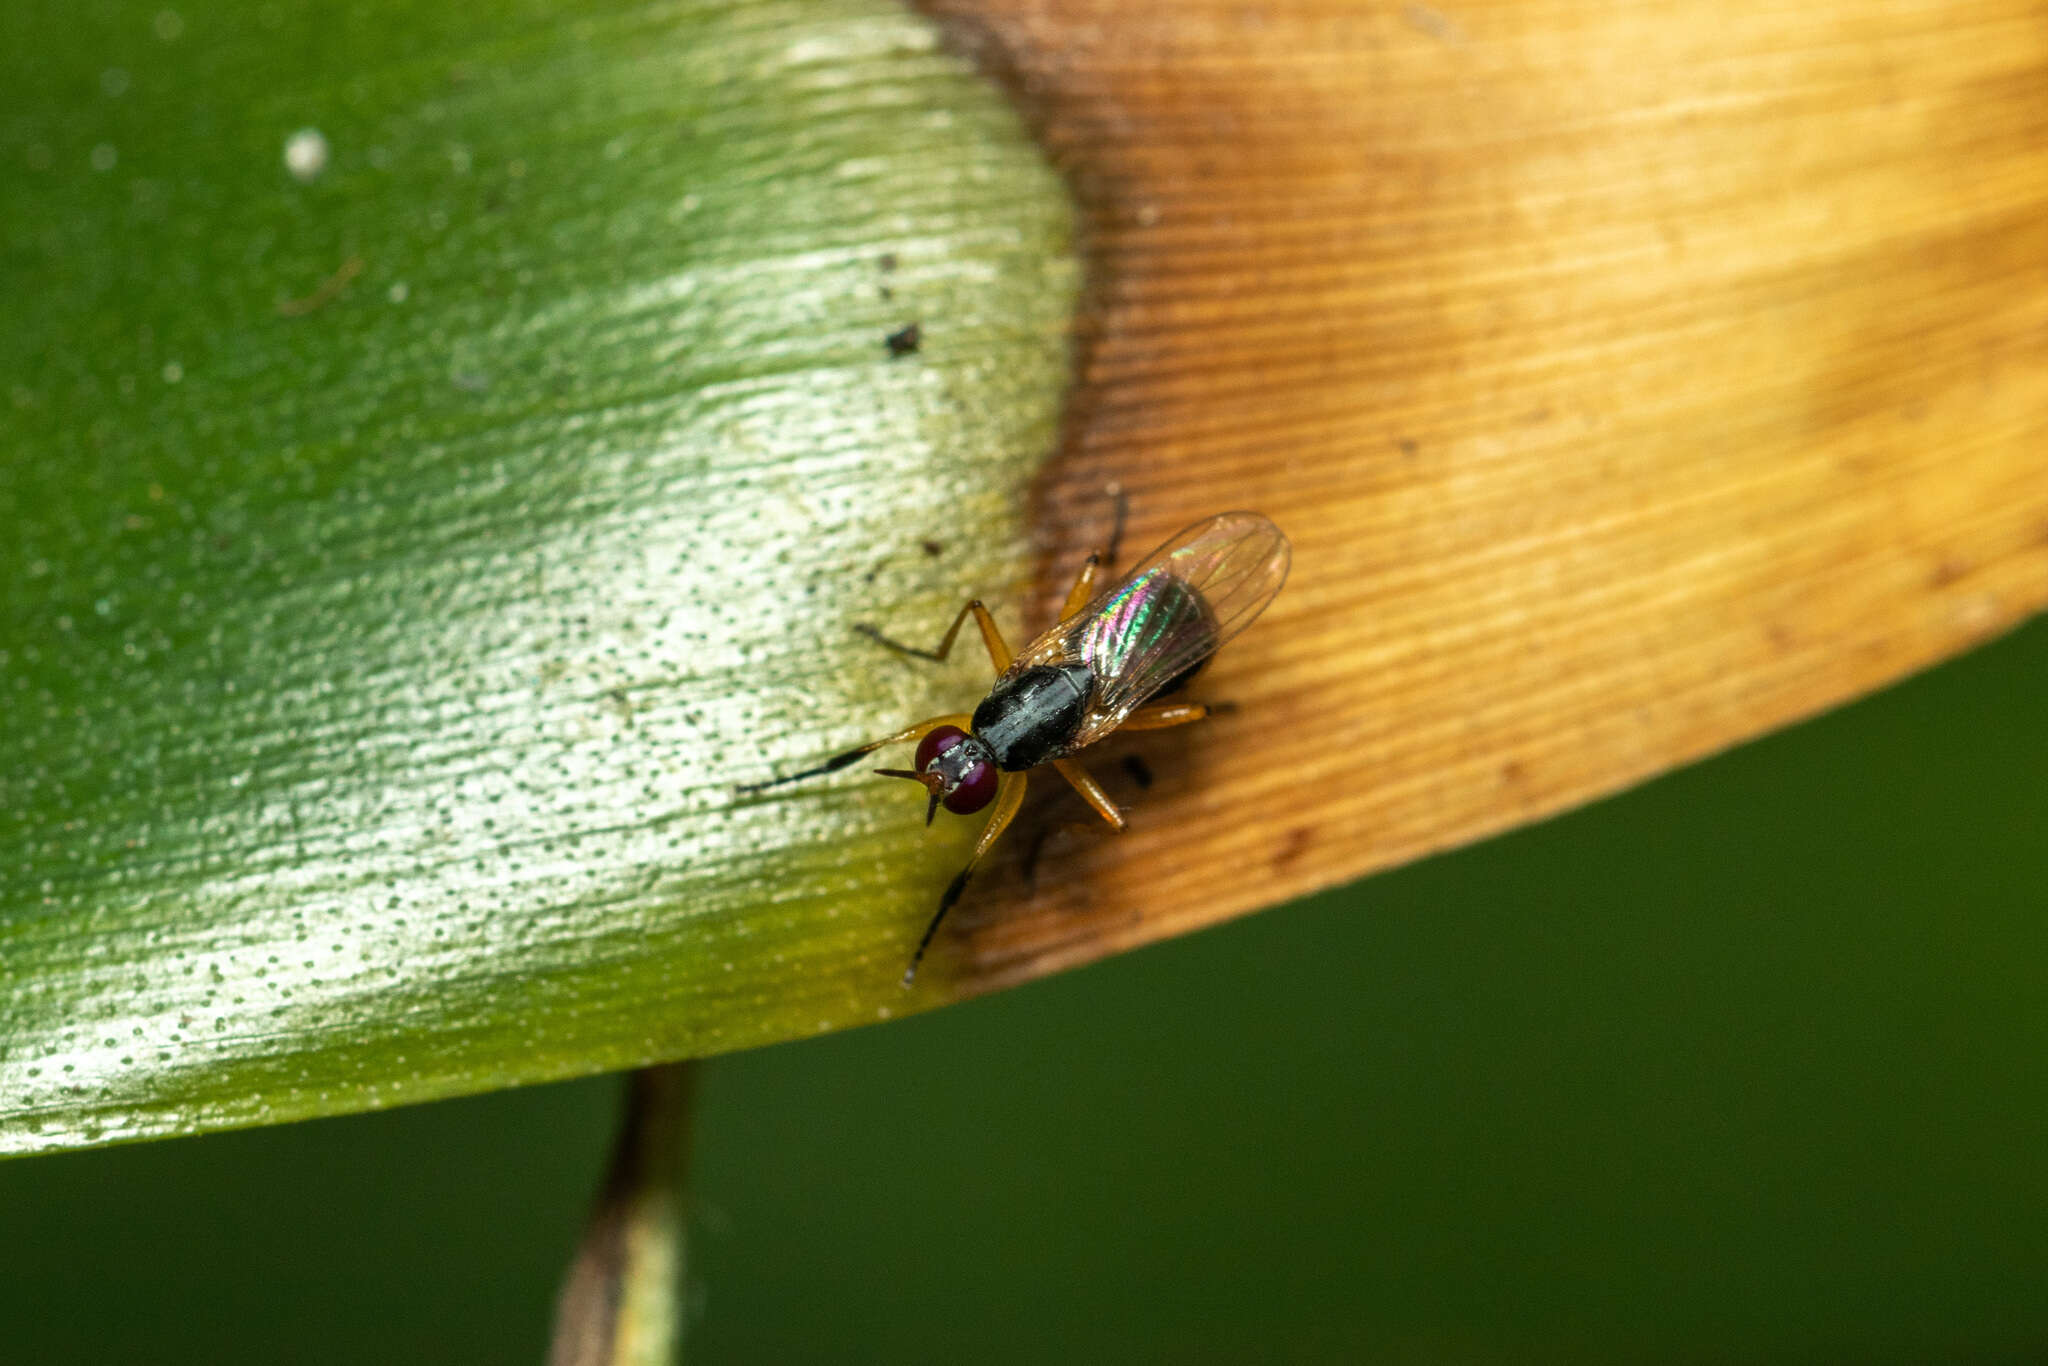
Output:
[[1, 0, 1077, 1155]]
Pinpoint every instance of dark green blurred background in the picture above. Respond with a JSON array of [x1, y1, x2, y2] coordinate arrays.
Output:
[[4, 617, 2044, 1363]]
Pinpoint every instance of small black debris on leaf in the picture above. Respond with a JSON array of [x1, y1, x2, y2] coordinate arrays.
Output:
[[885, 322, 921, 357]]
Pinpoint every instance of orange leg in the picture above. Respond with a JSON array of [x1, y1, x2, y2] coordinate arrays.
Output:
[[739, 712, 973, 792], [904, 771, 1028, 985], [858, 599, 1012, 674], [1058, 554, 1102, 622], [1052, 758, 1126, 831], [1056, 483, 1134, 622], [1118, 701, 1213, 732], [1056, 484, 1130, 621]]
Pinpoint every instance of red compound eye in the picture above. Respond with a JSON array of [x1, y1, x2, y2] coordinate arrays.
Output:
[[914, 725, 969, 771], [943, 760, 997, 815], [911, 725, 997, 815]]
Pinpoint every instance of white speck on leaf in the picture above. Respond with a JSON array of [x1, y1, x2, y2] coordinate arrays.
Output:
[[284, 128, 329, 183]]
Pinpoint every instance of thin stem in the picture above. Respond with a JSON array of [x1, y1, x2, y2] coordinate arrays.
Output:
[[548, 1063, 697, 1366]]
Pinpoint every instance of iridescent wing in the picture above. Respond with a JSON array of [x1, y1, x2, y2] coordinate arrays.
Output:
[[1007, 511, 1291, 752]]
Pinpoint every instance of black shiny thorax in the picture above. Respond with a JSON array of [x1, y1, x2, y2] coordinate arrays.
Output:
[[972, 662, 1095, 771]]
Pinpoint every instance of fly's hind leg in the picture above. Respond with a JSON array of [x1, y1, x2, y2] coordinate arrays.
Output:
[[1052, 758, 1126, 832], [857, 599, 1012, 674], [737, 712, 973, 793], [1103, 481, 1129, 569], [904, 771, 1028, 986], [1118, 701, 1215, 732], [1058, 554, 1102, 623], [1056, 484, 1133, 623]]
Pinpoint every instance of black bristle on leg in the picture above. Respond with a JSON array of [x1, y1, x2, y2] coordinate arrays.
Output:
[[735, 744, 872, 794], [1104, 481, 1129, 569], [902, 866, 973, 987]]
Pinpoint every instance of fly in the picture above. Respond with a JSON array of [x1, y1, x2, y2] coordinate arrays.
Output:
[[743, 509, 1291, 985]]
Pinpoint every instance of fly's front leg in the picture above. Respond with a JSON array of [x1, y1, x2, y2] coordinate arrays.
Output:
[[1052, 758, 1126, 831], [1117, 701, 1214, 732], [857, 599, 1013, 674], [903, 771, 1028, 986], [737, 712, 973, 792]]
